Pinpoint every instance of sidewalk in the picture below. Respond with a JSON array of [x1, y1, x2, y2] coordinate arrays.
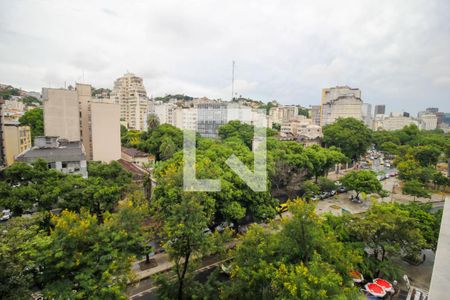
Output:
[[131, 253, 173, 282]]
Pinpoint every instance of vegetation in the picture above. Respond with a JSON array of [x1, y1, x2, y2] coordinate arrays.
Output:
[[323, 117, 373, 160], [223, 201, 361, 299], [19, 108, 44, 140], [1, 117, 447, 299], [154, 94, 193, 102]]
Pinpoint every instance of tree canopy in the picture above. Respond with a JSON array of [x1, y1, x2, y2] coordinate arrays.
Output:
[[323, 117, 373, 160], [19, 108, 44, 140]]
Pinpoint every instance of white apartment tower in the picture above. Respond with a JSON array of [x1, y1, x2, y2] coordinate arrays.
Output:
[[110, 73, 149, 131]]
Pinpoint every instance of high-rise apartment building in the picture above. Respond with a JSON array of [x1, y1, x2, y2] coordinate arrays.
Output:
[[320, 86, 363, 126], [43, 84, 120, 162], [2, 121, 32, 166], [110, 73, 149, 131], [43, 87, 81, 141]]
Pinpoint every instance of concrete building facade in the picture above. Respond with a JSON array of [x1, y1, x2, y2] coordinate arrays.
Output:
[[419, 113, 438, 130], [43, 88, 80, 141], [110, 73, 149, 131], [90, 102, 121, 162], [43, 83, 121, 162], [373, 113, 419, 131], [3, 122, 32, 166], [320, 86, 363, 126]]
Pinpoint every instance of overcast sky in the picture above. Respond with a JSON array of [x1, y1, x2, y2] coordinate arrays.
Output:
[[1, 0, 449, 114]]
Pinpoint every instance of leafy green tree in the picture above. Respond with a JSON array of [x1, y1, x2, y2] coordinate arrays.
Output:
[[34, 208, 142, 299], [20, 96, 42, 106], [433, 172, 449, 190], [139, 124, 183, 160], [323, 117, 373, 160], [402, 179, 431, 200], [341, 170, 385, 198], [224, 200, 361, 299], [298, 107, 309, 117], [397, 159, 436, 183], [379, 141, 399, 155], [18, 108, 44, 140], [0, 215, 45, 299], [350, 202, 427, 277], [305, 145, 346, 182], [412, 145, 441, 167], [121, 129, 142, 147], [158, 194, 213, 300], [298, 180, 320, 201], [398, 203, 442, 251], [318, 177, 336, 192], [218, 120, 254, 148]]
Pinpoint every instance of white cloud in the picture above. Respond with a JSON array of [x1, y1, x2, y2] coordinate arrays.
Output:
[[0, 0, 449, 113]]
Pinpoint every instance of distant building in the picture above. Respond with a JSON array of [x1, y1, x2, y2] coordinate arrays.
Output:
[[16, 136, 88, 178], [320, 86, 363, 126], [310, 105, 321, 126], [373, 113, 419, 131], [196, 101, 228, 138], [151, 101, 177, 126], [426, 107, 439, 114], [374, 105, 386, 116], [110, 73, 149, 131], [269, 105, 298, 124], [2, 121, 32, 166], [361, 103, 372, 128], [403, 112, 410, 118], [419, 113, 438, 130]]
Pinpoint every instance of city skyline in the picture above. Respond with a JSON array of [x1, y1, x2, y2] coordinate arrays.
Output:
[[1, 0, 450, 114]]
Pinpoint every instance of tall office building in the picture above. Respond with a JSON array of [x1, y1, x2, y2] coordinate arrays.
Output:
[[320, 86, 363, 126], [110, 73, 149, 131], [374, 105, 386, 116]]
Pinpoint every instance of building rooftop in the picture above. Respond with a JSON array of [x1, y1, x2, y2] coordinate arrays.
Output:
[[16, 140, 86, 163], [121, 146, 150, 158]]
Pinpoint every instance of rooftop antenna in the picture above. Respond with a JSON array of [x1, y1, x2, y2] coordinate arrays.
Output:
[[231, 60, 235, 101]]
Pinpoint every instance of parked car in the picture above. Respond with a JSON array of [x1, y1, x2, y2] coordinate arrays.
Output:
[[338, 186, 347, 193], [330, 190, 337, 196], [0, 209, 12, 222], [216, 221, 235, 233], [311, 195, 320, 201]]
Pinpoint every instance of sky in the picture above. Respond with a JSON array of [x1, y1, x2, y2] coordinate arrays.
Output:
[[1, 0, 449, 114]]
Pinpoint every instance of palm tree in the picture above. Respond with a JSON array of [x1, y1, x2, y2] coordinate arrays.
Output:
[[147, 113, 160, 131]]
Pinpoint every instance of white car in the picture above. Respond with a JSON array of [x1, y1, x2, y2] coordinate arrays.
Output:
[[0, 209, 12, 221]]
